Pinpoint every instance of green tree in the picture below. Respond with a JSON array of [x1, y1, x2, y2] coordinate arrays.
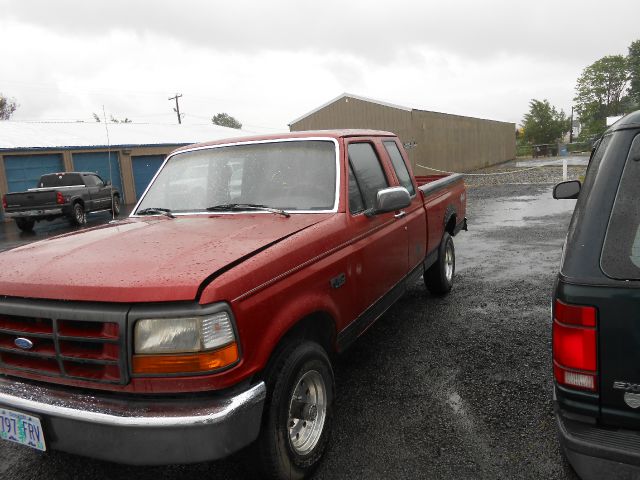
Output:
[[628, 40, 640, 107], [212, 112, 242, 129], [521, 99, 569, 144], [574, 55, 630, 138], [0, 94, 18, 120], [92, 112, 101, 122]]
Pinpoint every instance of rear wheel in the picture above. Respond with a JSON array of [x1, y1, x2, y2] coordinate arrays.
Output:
[[425, 231, 455, 295], [15, 218, 35, 232], [69, 203, 86, 226], [255, 341, 334, 480]]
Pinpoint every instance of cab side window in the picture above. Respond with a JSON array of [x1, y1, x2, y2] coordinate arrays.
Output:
[[348, 143, 389, 213], [93, 175, 105, 187], [348, 164, 365, 214], [384, 141, 415, 196], [83, 175, 98, 187]]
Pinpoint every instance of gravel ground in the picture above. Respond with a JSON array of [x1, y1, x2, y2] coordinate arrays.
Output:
[[1, 165, 587, 479], [463, 162, 586, 187]]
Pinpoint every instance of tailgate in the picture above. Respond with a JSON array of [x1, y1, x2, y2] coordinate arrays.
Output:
[[5, 190, 59, 210], [598, 288, 640, 428]]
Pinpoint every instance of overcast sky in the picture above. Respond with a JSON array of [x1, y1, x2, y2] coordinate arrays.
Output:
[[1, 0, 638, 132]]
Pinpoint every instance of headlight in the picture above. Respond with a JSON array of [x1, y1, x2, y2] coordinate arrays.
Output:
[[133, 312, 239, 375], [135, 313, 235, 354]]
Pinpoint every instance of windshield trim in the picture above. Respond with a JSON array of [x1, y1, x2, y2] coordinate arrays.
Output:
[[130, 137, 341, 218]]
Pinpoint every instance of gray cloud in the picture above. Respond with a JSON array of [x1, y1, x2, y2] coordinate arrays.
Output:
[[2, 0, 638, 67], [2, 0, 639, 127]]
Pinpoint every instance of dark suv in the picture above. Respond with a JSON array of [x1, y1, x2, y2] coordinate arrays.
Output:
[[553, 110, 640, 478]]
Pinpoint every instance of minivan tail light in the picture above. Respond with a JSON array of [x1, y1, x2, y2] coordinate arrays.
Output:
[[554, 300, 596, 327], [56, 192, 65, 204], [553, 300, 597, 392]]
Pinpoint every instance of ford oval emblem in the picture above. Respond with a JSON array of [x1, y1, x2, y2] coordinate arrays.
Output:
[[14, 337, 34, 350]]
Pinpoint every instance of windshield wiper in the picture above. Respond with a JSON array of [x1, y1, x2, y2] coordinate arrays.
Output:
[[137, 207, 175, 218], [206, 203, 290, 218]]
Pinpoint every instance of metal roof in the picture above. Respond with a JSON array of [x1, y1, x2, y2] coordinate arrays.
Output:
[[289, 93, 412, 126], [288, 92, 514, 126], [0, 121, 253, 151]]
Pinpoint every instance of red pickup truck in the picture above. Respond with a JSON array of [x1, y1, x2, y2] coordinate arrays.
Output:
[[0, 130, 466, 479]]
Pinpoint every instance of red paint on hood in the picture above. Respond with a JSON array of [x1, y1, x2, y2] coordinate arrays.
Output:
[[0, 215, 329, 302]]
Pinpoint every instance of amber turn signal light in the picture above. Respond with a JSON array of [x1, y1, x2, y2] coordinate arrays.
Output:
[[133, 342, 239, 374]]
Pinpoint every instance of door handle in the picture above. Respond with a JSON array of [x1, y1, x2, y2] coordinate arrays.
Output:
[[394, 210, 407, 219]]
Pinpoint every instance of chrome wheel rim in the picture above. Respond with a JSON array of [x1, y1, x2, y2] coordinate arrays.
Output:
[[75, 206, 85, 224], [444, 242, 454, 282], [288, 370, 327, 455]]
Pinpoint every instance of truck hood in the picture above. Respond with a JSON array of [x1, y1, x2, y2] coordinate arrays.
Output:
[[0, 214, 330, 302]]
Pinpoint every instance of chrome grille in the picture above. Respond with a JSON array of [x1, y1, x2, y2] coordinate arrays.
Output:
[[0, 300, 128, 385]]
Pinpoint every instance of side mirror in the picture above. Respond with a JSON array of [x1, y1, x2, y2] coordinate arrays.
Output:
[[105, 180, 112, 186], [553, 180, 581, 199], [365, 187, 411, 216]]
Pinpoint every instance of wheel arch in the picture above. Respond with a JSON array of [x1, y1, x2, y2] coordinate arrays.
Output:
[[444, 205, 457, 236], [255, 309, 338, 384]]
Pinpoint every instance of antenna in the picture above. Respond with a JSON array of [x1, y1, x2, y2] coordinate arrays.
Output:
[[102, 106, 116, 221]]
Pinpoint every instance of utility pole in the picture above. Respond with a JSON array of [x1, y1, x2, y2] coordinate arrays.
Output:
[[168, 93, 183, 124], [569, 106, 574, 143]]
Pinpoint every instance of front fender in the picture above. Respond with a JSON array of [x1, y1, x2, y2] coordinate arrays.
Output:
[[230, 281, 342, 380]]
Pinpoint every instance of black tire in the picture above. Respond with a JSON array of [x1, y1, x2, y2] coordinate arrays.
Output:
[[69, 202, 86, 226], [255, 341, 334, 480], [15, 218, 35, 232], [425, 231, 455, 295], [110, 195, 121, 216]]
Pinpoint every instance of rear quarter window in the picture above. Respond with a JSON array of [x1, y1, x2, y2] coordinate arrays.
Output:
[[601, 133, 640, 280]]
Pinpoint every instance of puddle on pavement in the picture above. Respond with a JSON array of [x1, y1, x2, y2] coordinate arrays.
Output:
[[472, 190, 577, 229], [447, 392, 463, 414]]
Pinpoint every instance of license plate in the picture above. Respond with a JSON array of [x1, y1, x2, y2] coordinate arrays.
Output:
[[21, 210, 43, 217], [0, 407, 46, 451]]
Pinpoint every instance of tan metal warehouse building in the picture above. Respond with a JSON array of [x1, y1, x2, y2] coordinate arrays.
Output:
[[0, 122, 251, 213], [289, 93, 516, 173]]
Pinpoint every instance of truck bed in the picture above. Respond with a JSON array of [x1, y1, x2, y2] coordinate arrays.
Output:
[[416, 173, 467, 256]]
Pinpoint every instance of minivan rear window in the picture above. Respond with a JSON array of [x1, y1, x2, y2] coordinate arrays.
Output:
[[601, 133, 640, 280]]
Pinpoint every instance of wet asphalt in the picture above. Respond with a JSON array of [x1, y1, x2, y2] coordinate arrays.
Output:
[[0, 182, 579, 479]]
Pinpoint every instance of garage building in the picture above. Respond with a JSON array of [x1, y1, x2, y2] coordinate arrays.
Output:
[[289, 93, 516, 173], [0, 122, 250, 211]]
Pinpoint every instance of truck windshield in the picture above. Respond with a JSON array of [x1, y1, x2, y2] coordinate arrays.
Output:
[[136, 140, 337, 214], [601, 133, 640, 280]]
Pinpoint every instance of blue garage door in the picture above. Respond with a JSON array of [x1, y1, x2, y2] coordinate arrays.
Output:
[[4, 154, 64, 192], [132, 155, 165, 200], [73, 152, 124, 202]]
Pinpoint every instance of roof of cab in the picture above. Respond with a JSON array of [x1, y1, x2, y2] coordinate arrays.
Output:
[[606, 110, 640, 133], [172, 129, 397, 154]]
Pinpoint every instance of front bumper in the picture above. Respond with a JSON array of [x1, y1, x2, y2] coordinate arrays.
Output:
[[556, 407, 640, 479], [0, 375, 266, 465]]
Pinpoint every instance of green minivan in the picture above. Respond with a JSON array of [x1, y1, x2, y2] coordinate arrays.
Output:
[[553, 110, 640, 479]]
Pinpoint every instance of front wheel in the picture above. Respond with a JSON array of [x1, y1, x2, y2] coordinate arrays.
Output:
[[69, 203, 86, 226], [425, 231, 455, 295], [255, 341, 334, 480], [110, 195, 121, 216]]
